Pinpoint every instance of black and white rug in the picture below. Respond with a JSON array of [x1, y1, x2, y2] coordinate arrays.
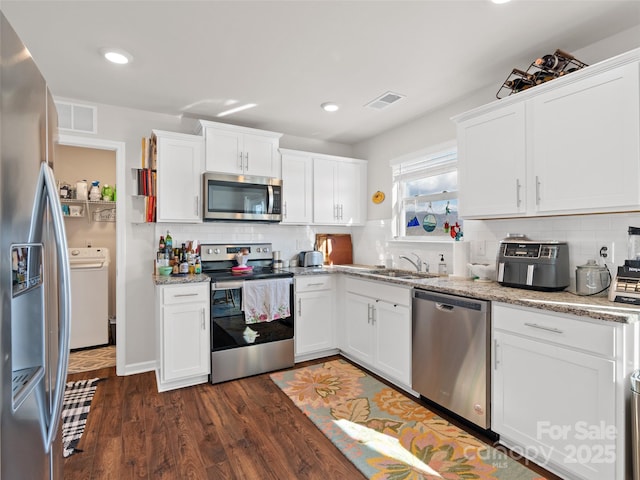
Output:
[[62, 378, 101, 457]]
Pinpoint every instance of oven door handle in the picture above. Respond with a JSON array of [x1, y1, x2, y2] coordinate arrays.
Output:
[[213, 280, 244, 290]]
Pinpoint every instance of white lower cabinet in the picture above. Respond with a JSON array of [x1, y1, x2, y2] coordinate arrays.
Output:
[[341, 277, 411, 388], [155, 283, 210, 392], [492, 303, 631, 480], [294, 275, 337, 360]]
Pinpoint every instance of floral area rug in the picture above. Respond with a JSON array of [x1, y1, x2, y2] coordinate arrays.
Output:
[[271, 359, 546, 480]]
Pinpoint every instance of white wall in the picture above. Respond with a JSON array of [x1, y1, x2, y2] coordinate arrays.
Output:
[[53, 97, 354, 372], [351, 26, 640, 287]]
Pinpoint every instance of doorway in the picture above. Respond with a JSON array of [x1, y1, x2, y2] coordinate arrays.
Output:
[[58, 135, 126, 376]]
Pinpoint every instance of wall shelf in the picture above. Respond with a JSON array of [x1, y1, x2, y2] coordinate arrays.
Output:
[[60, 198, 116, 223]]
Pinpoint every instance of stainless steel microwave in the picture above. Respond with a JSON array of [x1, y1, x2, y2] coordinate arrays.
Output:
[[202, 172, 282, 222]]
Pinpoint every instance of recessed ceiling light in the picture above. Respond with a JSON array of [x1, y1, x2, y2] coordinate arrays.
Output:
[[217, 103, 257, 117], [491, 0, 511, 4], [100, 48, 133, 65], [321, 102, 339, 112]]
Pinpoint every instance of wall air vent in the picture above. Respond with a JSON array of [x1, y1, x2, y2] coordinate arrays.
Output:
[[365, 91, 406, 110], [55, 101, 97, 134]]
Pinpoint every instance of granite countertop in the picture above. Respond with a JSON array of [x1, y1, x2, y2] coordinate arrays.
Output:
[[153, 273, 211, 286], [287, 265, 640, 324]]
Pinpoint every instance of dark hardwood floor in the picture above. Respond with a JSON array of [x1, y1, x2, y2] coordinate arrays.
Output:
[[64, 356, 561, 479]]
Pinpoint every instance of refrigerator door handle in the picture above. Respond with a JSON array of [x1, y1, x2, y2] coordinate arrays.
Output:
[[31, 162, 71, 453]]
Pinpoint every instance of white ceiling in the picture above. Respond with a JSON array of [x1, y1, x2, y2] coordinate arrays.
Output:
[[2, 1, 640, 145]]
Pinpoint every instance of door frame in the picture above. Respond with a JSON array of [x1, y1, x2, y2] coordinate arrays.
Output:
[[58, 134, 126, 375]]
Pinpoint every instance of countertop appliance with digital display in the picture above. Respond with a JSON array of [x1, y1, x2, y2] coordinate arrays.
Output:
[[496, 235, 569, 291]]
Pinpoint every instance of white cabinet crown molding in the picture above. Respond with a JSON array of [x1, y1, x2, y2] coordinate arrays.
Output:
[[197, 119, 282, 139], [452, 47, 640, 123]]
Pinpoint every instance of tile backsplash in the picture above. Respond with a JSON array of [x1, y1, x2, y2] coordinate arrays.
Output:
[[156, 211, 640, 292], [352, 212, 640, 292]]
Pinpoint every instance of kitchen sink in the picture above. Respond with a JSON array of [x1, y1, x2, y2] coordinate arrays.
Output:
[[367, 269, 438, 280]]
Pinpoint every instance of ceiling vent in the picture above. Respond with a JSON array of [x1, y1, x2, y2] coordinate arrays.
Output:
[[55, 101, 97, 134], [365, 91, 406, 110]]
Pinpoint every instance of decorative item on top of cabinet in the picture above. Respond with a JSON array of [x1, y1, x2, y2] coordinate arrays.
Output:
[[496, 49, 588, 99], [198, 120, 282, 177], [454, 48, 640, 219]]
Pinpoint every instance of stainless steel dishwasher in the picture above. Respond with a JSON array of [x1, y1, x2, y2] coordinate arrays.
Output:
[[412, 289, 490, 429]]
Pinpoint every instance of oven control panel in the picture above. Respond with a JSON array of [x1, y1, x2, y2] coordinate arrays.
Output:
[[201, 243, 273, 262]]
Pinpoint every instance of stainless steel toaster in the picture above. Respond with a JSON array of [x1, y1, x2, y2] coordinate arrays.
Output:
[[496, 235, 569, 291], [298, 250, 324, 267]]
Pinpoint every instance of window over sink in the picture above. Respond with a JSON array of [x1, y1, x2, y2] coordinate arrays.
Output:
[[391, 141, 460, 240]]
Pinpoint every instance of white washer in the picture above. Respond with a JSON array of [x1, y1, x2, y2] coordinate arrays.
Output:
[[69, 247, 110, 349]]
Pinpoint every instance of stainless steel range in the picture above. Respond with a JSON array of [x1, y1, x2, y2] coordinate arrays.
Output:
[[201, 243, 294, 384]]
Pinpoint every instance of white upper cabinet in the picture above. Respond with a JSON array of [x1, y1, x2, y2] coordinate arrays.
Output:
[[313, 156, 367, 225], [154, 130, 204, 223], [454, 49, 640, 219], [530, 62, 640, 214], [457, 103, 526, 217], [280, 149, 313, 224], [198, 120, 282, 177]]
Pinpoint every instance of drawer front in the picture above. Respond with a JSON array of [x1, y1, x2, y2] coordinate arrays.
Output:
[[296, 275, 334, 293], [345, 277, 410, 306], [493, 303, 615, 357], [162, 283, 209, 305]]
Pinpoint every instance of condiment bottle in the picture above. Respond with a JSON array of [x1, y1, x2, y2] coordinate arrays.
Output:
[[179, 243, 189, 274], [165, 231, 173, 250], [159, 235, 165, 250]]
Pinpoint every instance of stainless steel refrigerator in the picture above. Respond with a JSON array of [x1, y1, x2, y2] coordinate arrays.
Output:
[[1, 12, 71, 479]]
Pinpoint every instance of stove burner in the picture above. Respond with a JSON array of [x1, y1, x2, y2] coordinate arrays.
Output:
[[200, 243, 292, 284]]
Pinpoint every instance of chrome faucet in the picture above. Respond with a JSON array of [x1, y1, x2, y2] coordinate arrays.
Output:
[[399, 253, 427, 272]]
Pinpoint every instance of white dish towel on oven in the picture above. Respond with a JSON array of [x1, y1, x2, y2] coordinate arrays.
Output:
[[243, 278, 292, 324]]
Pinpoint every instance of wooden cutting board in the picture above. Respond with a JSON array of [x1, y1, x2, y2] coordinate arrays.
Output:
[[315, 234, 353, 265]]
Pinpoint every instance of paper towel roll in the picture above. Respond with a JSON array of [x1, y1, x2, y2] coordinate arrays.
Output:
[[452, 241, 470, 278]]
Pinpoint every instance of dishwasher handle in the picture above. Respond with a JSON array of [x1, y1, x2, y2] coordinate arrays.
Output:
[[436, 303, 455, 312]]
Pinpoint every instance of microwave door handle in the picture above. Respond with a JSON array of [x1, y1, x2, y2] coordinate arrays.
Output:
[[267, 185, 274, 214]]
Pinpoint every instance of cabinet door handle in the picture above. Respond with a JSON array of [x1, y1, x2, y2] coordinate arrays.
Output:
[[524, 322, 564, 334], [334, 204, 339, 220], [516, 178, 522, 207], [535, 176, 541, 206], [195, 195, 199, 217], [245, 152, 249, 171], [494, 339, 500, 370], [174, 293, 199, 298], [371, 305, 376, 324], [307, 282, 324, 287], [339, 204, 344, 220], [367, 303, 372, 324], [239, 151, 244, 171], [298, 298, 302, 316], [201, 308, 205, 330], [284, 201, 287, 218]]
